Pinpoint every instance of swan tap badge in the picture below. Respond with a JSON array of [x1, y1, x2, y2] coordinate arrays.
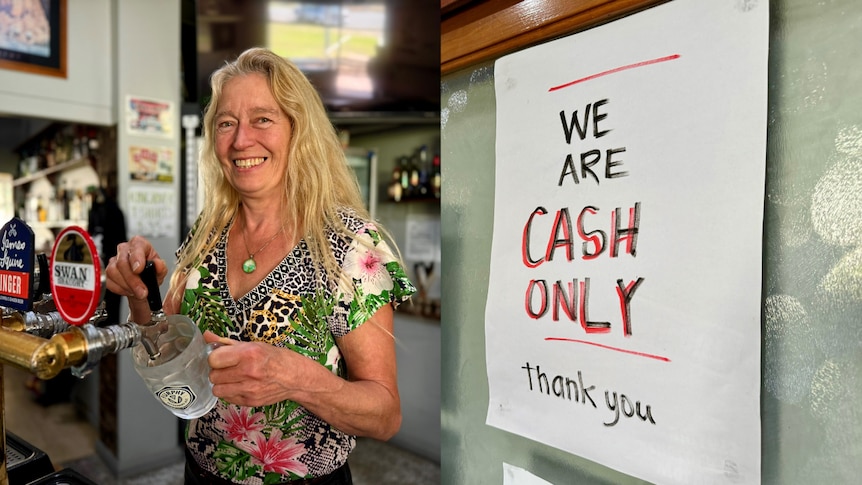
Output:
[[51, 226, 103, 326]]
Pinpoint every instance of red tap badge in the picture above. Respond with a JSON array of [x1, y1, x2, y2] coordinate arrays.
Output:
[[50, 226, 103, 326]]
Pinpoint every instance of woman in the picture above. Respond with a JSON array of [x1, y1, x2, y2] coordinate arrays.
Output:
[[106, 47, 415, 484]]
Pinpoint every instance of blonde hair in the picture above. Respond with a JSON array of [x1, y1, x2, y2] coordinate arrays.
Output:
[[169, 47, 387, 301]]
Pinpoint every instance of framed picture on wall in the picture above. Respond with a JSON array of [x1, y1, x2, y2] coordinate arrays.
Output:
[[0, 0, 67, 78]]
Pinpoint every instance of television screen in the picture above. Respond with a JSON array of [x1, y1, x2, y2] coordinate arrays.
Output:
[[195, 0, 439, 121]]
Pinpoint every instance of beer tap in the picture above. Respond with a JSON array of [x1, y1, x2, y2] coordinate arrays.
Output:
[[0, 307, 69, 338], [69, 303, 141, 378], [134, 261, 169, 361], [0, 220, 148, 485], [0, 254, 67, 337], [0, 303, 141, 380]]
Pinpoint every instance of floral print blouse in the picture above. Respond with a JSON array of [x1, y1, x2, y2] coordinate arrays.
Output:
[[180, 210, 415, 484]]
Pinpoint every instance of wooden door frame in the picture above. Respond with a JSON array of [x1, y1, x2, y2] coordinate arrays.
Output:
[[442, 0, 667, 75]]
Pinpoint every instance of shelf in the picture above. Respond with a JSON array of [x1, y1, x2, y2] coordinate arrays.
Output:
[[13, 158, 90, 187], [386, 196, 441, 204], [331, 112, 440, 136]]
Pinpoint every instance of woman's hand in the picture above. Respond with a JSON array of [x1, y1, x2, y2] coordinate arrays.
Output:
[[204, 330, 310, 407], [105, 235, 171, 321]]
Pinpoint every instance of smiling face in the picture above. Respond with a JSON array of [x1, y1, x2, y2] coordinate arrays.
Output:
[[213, 72, 293, 200]]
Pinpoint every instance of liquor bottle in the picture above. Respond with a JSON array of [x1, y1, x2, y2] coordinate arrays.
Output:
[[389, 159, 403, 202], [41, 139, 53, 169], [81, 188, 93, 220], [417, 145, 429, 197], [79, 125, 90, 159], [47, 189, 59, 222], [432, 154, 441, 199], [56, 182, 65, 219], [87, 127, 100, 153], [72, 126, 84, 160], [56, 132, 69, 164], [409, 149, 421, 196], [18, 150, 33, 177], [70, 190, 83, 221], [26, 195, 38, 221], [399, 156, 410, 197], [37, 197, 47, 222]]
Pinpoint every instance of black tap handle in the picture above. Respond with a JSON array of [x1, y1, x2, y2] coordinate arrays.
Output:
[[140, 261, 163, 312], [35, 253, 50, 298]]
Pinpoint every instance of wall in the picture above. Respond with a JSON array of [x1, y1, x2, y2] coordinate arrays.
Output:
[[350, 124, 441, 462], [0, 0, 114, 125], [108, 0, 184, 477], [761, 1, 862, 482], [440, 0, 862, 483], [391, 313, 440, 463]]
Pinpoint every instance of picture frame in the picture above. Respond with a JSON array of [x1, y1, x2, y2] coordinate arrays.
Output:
[[0, 0, 67, 78]]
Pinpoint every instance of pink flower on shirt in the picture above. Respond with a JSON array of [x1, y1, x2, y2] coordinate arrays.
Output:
[[216, 406, 266, 443], [343, 234, 395, 296], [237, 429, 308, 476]]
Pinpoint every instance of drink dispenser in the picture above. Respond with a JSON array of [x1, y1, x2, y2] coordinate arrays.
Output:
[[0, 219, 142, 485], [134, 261, 170, 360]]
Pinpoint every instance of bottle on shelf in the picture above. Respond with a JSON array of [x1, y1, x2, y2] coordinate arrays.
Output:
[[81, 188, 93, 220], [69, 190, 83, 221], [432, 153, 441, 199], [54, 132, 67, 165], [41, 139, 53, 169], [389, 159, 403, 202], [409, 150, 421, 196], [25, 195, 38, 221], [49, 187, 61, 222], [417, 145, 430, 198], [72, 130, 84, 160], [12, 122, 113, 232], [388, 144, 441, 203], [87, 127, 100, 153], [399, 156, 410, 196], [37, 197, 47, 223], [58, 179, 70, 220]]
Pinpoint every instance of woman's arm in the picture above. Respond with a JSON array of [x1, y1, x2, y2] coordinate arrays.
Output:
[[204, 303, 402, 440]]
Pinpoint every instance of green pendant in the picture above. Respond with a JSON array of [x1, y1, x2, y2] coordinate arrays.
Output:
[[242, 258, 256, 273]]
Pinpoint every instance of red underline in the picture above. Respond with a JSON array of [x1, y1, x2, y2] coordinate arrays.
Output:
[[548, 54, 681, 92], [545, 337, 671, 362]]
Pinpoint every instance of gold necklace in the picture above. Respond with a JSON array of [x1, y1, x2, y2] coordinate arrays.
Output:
[[240, 223, 283, 274]]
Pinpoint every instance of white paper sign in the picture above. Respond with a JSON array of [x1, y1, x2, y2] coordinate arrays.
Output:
[[485, 1, 767, 484], [503, 463, 554, 485], [405, 214, 441, 262], [127, 185, 176, 238]]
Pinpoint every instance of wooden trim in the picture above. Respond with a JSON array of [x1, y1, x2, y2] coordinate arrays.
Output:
[[0, 0, 67, 78], [441, 0, 474, 15], [442, 0, 666, 75]]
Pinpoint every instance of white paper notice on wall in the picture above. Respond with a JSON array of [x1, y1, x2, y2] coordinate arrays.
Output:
[[127, 185, 176, 238], [503, 463, 554, 485], [405, 214, 441, 262], [485, 0, 767, 484]]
